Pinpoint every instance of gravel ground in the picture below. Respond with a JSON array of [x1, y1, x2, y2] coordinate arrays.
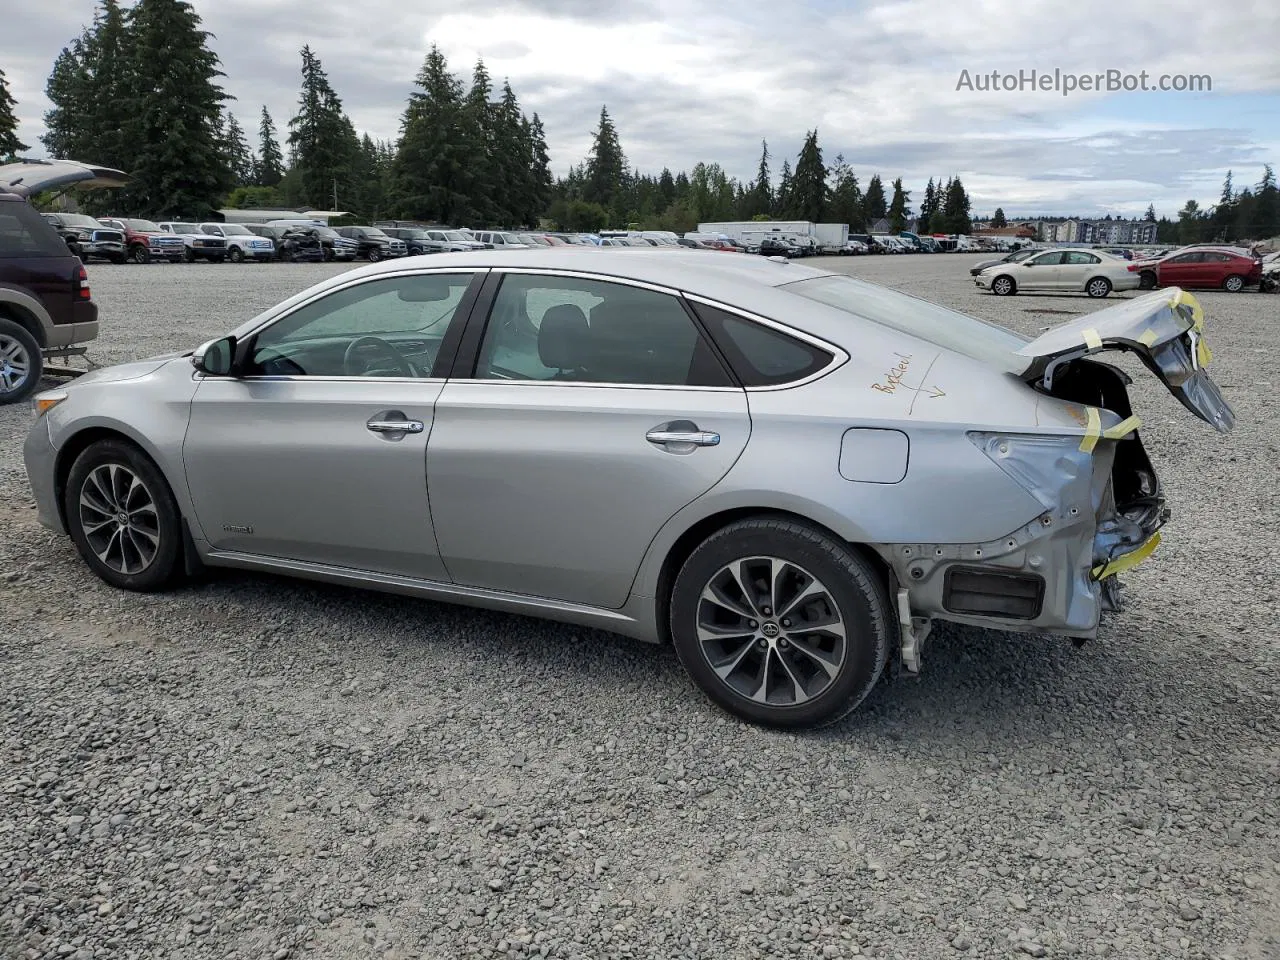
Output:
[[1, 254, 1277, 960]]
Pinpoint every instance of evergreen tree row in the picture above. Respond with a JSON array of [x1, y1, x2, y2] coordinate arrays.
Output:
[[549, 120, 976, 235]]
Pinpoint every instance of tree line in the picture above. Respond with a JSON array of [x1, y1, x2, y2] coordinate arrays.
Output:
[[2, 0, 1276, 241]]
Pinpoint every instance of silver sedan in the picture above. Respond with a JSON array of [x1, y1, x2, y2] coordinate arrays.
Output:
[[23, 250, 1233, 728]]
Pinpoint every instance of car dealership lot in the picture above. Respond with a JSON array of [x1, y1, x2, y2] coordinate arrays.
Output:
[[1, 256, 1276, 960]]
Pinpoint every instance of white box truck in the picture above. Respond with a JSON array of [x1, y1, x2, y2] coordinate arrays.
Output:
[[698, 221, 849, 254]]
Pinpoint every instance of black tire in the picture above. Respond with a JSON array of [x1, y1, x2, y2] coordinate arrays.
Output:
[[182, 247, 195, 264], [109, 253, 127, 265], [991, 275, 1016, 296], [367, 247, 383, 262], [207, 256, 226, 264], [228, 246, 245, 264], [1139, 270, 1156, 290], [130, 245, 151, 264], [323, 247, 335, 262], [64, 439, 183, 592], [1086, 276, 1112, 298], [669, 518, 891, 729], [0, 317, 43, 406], [1223, 274, 1245, 292]]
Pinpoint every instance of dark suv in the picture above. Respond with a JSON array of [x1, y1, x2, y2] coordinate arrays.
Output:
[[0, 193, 98, 404]]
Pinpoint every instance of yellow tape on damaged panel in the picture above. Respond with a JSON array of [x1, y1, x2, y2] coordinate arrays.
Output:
[[1079, 406, 1102, 452], [1093, 531, 1162, 580]]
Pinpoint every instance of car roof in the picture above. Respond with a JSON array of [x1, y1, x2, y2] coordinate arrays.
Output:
[[229, 248, 841, 342]]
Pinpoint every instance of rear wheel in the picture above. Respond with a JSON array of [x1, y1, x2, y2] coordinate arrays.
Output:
[[0, 318, 42, 405], [130, 245, 150, 264], [1086, 277, 1112, 298], [992, 275, 1016, 296], [669, 518, 891, 729], [1139, 270, 1156, 290], [1223, 274, 1245, 292], [64, 440, 182, 592]]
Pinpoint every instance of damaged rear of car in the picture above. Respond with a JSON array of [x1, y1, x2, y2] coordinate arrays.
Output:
[[781, 277, 1233, 674]]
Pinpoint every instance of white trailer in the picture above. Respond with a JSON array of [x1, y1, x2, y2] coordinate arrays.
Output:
[[699, 221, 850, 253], [813, 223, 849, 253]]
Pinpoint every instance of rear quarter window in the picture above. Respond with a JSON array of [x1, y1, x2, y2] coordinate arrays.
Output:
[[689, 301, 834, 386], [0, 203, 73, 258]]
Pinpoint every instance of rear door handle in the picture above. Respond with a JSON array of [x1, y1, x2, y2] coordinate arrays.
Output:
[[646, 429, 720, 447], [367, 417, 424, 434]]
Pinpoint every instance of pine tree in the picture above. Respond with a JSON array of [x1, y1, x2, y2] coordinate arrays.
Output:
[[257, 106, 285, 186], [657, 167, 676, 208], [917, 178, 937, 234], [1252, 165, 1278, 239], [827, 154, 863, 229], [747, 139, 771, 217], [527, 113, 552, 224], [1143, 203, 1156, 222], [118, 0, 231, 217], [392, 45, 468, 223], [221, 113, 255, 187], [0, 68, 28, 160], [774, 159, 793, 217], [863, 174, 887, 223], [788, 130, 827, 223], [583, 106, 626, 216], [43, 36, 93, 159], [460, 60, 497, 223], [888, 177, 911, 232], [84, 0, 129, 170], [991, 206, 1007, 228], [941, 177, 972, 234], [287, 46, 359, 209]]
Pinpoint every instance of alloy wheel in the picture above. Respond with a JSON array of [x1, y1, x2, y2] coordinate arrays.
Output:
[[696, 556, 847, 707], [78, 463, 161, 575], [0, 333, 32, 397], [1224, 275, 1244, 292], [1088, 278, 1110, 297], [993, 277, 1013, 295]]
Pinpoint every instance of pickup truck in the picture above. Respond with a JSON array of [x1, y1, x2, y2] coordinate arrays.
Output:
[[40, 212, 127, 264], [199, 222, 276, 262], [156, 221, 228, 263], [97, 217, 187, 263]]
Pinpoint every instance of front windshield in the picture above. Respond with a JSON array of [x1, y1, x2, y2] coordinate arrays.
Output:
[[128, 219, 162, 232], [169, 223, 199, 233], [500, 233, 524, 244], [64, 215, 101, 228], [1007, 249, 1035, 262], [364, 229, 390, 239], [782, 274, 1029, 374], [219, 224, 254, 236], [312, 227, 339, 239]]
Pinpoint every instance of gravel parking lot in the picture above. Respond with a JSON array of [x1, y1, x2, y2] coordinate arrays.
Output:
[[2, 254, 1276, 960]]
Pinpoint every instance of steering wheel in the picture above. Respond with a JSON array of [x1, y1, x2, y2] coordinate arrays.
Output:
[[343, 336, 415, 377]]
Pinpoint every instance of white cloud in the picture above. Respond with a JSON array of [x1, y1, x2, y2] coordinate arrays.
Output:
[[2, 0, 1278, 216]]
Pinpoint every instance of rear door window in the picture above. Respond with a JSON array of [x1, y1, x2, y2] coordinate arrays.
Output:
[[0, 203, 72, 258]]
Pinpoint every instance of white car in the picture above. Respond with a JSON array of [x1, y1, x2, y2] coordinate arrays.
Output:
[[976, 248, 1140, 298], [156, 222, 228, 263], [467, 230, 529, 249], [198, 223, 276, 263]]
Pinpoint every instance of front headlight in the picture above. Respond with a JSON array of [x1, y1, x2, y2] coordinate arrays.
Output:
[[32, 390, 68, 417]]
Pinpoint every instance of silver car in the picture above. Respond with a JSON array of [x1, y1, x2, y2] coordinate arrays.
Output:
[[22, 251, 1233, 728]]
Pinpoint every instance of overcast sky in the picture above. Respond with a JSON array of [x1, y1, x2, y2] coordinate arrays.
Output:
[[4, 0, 1279, 218]]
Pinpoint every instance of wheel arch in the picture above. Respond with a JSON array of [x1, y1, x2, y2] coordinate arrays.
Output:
[[648, 506, 893, 646], [52, 423, 188, 533], [0, 294, 51, 347], [992, 273, 1016, 293]]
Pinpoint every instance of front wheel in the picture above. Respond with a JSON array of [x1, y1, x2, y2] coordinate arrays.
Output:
[[0, 318, 43, 405], [1223, 274, 1245, 292], [991, 275, 1016, 296], [182, 247, 195, 263], [130, 245, 151, 264], [109, 253, 127, 265], [64, 440, 183, 592], [367, 247, 383, 262], [669, 518, 891, 729], [1086, 277, 1112, 298], [228, 246, 245, 264]]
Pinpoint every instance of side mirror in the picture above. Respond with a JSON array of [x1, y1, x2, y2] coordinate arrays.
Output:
[[192, 336, 238, 376]]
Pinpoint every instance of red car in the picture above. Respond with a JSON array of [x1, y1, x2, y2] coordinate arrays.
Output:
[[1146, 248, 1262, 292]]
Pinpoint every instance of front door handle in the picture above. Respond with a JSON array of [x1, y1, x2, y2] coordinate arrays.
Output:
[[646, 428, 720, 447], [367, 417, 424, 434]]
